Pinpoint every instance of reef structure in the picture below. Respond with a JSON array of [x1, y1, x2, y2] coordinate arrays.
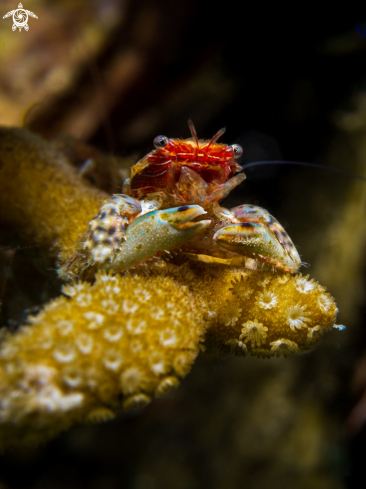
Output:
[[0, 263, 340, 449], [0, 126, 107, 263], [0, 127, 343, 450]]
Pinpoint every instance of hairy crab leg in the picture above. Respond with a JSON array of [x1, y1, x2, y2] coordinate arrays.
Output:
[[102, 205, 211, 271], [84, 194, 142, 263], [213, 204, 301, 273], [60, 194, 164, 280]]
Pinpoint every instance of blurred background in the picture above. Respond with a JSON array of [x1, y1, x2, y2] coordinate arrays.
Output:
[[1, 1, 366, 488]]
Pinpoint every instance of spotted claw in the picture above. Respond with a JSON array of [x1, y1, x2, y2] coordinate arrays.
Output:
[[104, 205, 211, 271]]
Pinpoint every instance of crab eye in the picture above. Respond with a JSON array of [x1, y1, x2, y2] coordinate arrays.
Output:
[[153, 135, 169, 149], [231, 144, 243, 159]]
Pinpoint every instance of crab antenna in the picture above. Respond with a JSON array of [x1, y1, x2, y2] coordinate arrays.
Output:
[[241, 160, 366, 182], [206, 127, 226, 152], [188, 120, 199, 147]]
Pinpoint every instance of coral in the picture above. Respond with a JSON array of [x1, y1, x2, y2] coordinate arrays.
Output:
[[0, 127, 343, 449], [0, 260, 341, 450], [240, 320, 268, 347], [0, 272, 206, 449], [191, 266, 340, 358], [0, 127, 107, 263]]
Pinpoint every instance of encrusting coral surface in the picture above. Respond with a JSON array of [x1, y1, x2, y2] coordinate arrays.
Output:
[[0, 261, 340, 449], [0, 127, 343, 450], [0, 126, 107, 262], [0, 272, 205, 448]]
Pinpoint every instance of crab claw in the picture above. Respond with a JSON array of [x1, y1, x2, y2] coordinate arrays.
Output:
[[105, 205, 211, 271], [213, 222, 301, 273]]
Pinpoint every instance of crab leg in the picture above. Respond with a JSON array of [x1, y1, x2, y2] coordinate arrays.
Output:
[[103, 205, 211, 271], [213, 204, 301, 273], [173, 167, 246, 206], [84, 195, 142, 263]]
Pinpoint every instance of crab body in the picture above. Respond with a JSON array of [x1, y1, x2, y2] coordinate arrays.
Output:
[[62, 122, 301, 279], [127, 121, 246, 206], [130, 138, 241, 198]]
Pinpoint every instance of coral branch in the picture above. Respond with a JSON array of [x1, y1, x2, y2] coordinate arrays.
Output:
[[0, 261, 340, 450], [0, 127, 107, 262], [0, 272, 206, 449], [154, 263, 340, 357]]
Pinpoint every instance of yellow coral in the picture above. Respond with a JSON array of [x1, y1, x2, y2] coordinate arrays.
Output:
[[0, 260, 341, 450], [0, 127, 107, 262], [0, 272, 206, 449], [186, 266, 340, 358]]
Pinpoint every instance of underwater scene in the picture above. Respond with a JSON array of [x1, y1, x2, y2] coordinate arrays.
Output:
[[0, 1, 366, 488]]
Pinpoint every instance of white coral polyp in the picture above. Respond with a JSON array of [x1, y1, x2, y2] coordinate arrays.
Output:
[[286, 305, 310, 331], [256, 276, 271, 287], [270, 339, 299, 355], [150, 361, 167, 375], [256, 291, 278, 309], [103, 350, 123, 372], [231, 278, 253, 299], [53, 346, 76, 364], [238, 286, 253, 299], [103, 326, 123, 342], [295, 276, 316, 294], [221, 303, 242, 326], [120, 367, 144, 394], [159, 330, 177, 347], [307, 325, 321, 339], [76, 334, 94, 355], [318, 294, 333, 312], [122, 300, 138, 314], [240, 320, 268, 347], [23, 383, 84, 414]]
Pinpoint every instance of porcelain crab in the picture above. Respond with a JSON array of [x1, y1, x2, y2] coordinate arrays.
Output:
[[65, 122, 301, 279]]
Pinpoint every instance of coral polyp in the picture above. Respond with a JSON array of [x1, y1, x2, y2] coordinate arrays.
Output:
[[240, 320, 268, 347]]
